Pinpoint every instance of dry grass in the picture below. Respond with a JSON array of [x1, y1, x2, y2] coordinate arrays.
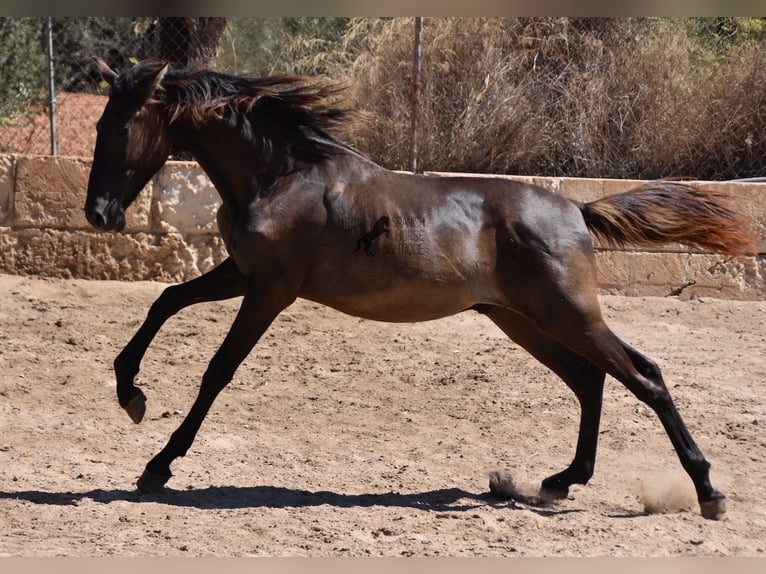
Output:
[[335, 17, 766, 180], [4, 17, 765, 181]]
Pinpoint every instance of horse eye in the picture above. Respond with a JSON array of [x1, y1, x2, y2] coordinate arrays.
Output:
[[117, 126, 129, 136]]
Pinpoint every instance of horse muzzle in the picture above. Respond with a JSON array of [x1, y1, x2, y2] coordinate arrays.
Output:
[[85, 198, 126, 232]]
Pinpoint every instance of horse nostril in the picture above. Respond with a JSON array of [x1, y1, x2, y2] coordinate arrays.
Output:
[[87, 207, 108, 231]]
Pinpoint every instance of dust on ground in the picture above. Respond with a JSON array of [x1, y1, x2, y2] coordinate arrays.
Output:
[[0, 273, 764, 556]]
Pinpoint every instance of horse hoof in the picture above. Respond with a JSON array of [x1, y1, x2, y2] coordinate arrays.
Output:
[[540, 476, 570, 501], [539, 484, 569, 502], [123, 391, 146, 424], [700, 496, 726, 520], [136, 469, 171, 493]]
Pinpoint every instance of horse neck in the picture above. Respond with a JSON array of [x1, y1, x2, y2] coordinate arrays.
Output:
[[173, 113, 290, 208]]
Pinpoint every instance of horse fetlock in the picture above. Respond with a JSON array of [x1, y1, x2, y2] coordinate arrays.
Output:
[[114, 351, 139, 378]]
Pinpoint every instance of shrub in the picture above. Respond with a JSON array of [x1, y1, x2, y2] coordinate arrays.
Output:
[[335, 17, 766, 180]]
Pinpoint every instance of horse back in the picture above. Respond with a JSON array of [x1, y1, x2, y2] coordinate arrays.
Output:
[[295, 162, 590, 321]]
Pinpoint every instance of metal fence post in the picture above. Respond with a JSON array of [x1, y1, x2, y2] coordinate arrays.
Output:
[[45, 16, 57, 156], [410, 16, 422, 174]]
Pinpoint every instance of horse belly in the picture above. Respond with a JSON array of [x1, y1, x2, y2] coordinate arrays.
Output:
[[299, 248, 495, 322], [301, 279, 482, 322]]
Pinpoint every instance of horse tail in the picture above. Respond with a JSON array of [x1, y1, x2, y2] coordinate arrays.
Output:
[[580, 181, 757, 256]]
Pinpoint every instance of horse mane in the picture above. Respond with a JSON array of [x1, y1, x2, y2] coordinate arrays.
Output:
[[153, 63, 364, 161]]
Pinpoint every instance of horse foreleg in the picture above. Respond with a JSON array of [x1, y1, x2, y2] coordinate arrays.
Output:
[[486, 307, 606, 502], [114, 257, 247, 423], [136, 278, 296, 492]]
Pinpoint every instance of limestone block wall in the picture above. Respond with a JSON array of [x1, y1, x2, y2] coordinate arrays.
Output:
[[0, 154, 228, 282], [0, 153, 764, 299]]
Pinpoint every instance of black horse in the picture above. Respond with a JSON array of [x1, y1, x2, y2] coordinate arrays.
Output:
[[85, 58, 756, 519], [355, 216, 391, 256]]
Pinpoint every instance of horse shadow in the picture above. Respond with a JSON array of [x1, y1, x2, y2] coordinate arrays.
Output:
[[0, 485, 584, 517]]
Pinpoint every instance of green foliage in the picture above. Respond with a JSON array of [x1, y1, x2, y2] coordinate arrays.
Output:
[[686, 17, 766, 56], [0, 18, 47, 121], [50, 17, 147, 91], [0, 17, 146, 122], [217, 17, 351, 76]]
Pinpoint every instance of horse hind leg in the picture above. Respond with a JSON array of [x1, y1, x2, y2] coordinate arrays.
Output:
[[485, 307, 606, 503], [548, 317, 726, 520], [492, 218, 724, 519], [614, 340, 726, 519]]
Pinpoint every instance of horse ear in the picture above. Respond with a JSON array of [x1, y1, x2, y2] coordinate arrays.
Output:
[[131, 59, 170, 104], [93, 56, 118, 86]]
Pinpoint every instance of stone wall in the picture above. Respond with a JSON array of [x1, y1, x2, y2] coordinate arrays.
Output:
[[0, 154, 228, 282], [1, 154, 764, 299]]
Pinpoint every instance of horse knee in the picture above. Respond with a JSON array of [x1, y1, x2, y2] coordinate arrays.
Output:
[[151, 285, 185, 317], [201, 359, 236, 395]]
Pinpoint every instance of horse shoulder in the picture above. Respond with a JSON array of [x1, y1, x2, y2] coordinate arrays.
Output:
[[215, 202, 236, 252]]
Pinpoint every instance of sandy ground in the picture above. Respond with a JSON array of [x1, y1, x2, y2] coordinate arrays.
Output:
[[0, 272, 764, 557]]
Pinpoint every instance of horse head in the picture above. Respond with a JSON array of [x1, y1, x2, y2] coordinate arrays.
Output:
[[85, 57, 173, 232]]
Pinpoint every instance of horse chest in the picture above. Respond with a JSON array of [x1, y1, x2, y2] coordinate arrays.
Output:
[[217, 201, 316, 277]]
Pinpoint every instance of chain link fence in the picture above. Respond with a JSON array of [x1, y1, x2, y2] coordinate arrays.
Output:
[[3, 18, 134, 156], [0, 17, 319, 158], [2, 17, 765, 180]]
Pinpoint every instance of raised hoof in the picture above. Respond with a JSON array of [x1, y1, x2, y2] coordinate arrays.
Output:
[[700, 496, 726, 520], [123, 390, 147, 424], [136, 469, 171, 493]]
